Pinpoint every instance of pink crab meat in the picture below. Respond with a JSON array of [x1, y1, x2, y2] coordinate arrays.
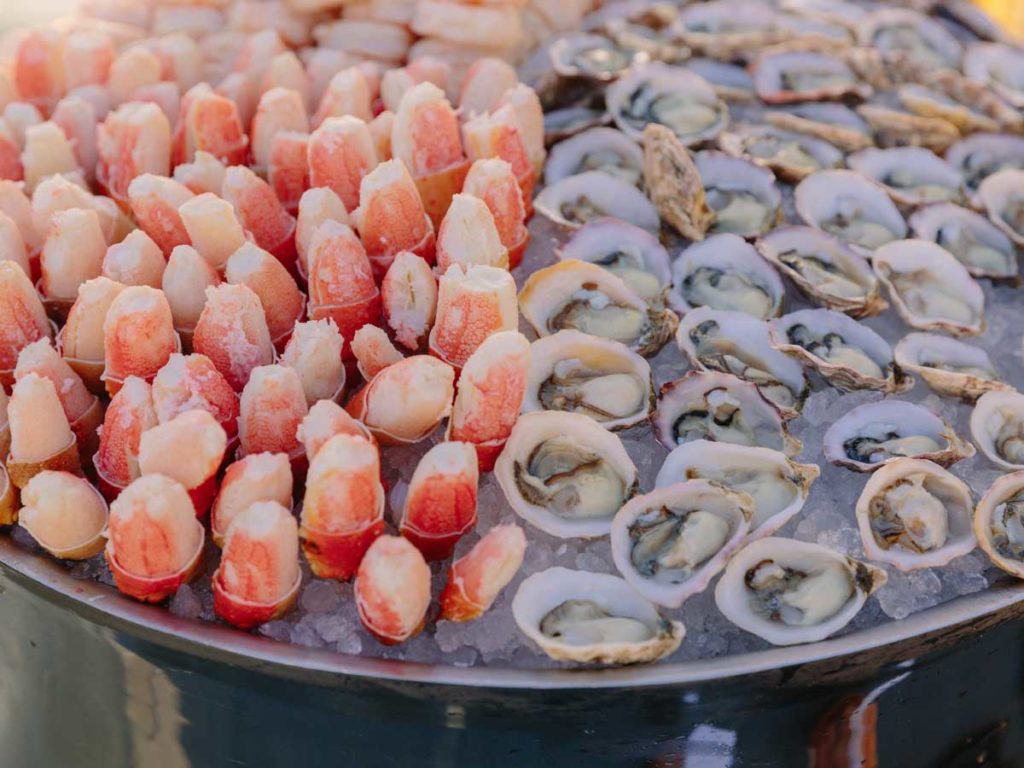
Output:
[[97, 102, 172, 204], [0, 261, 52, 377], [108, 46, 162, 107], [162, 245, 221, 337], [459, 58, 518, 117], [102, 285, 178, 393], [130, 82, 182, 129], [251, 87, 309, 172], [380, 56, 451, 113], [7, 372, 75, 464], [440, 523, 526, 621], [151, 353, 240, 441], [400, 441, 478, 561], [40, 208, 107, 302], [19, 470, 108, 560], [61, 276, 124, 365], [220, 165, 297, 268], [499, 83, 547, 172], [267, 132, 310, 214], [279, 318, 346, 405], [32, 174, 125, 246], [15, 337, 97, 432], [308, 116, 378, 213], [351, 324, 403, 381], [172, 150, 227, 196], [127, 174, 194, 257], [192, 283, 274, 392], [260, 51, 310, 108], [355, 534, 431, 644], [0, 180, 42, 254], [462, 158, 529, 268], [428, 264, 517, 370], [225, 242, 305, 345], [102, 230, 167, 289], [95, 376, 157, 493], [380, 250, 437, 352], [0, 121, 23, 182], [296, 187, 350, 277], [368, 111, 394, 162], [61, 30, 115, 92], [297, 400, 371, 461], [435, 192, 508, 272], [313, 66, 374, 128], [306, 220, 381, 347], [173, 83, 248, 166], [0, 211, 30, 275], [13, 29, 64, 110], [211, 452, 293, 546], [21, 122, 81, 193], [51, 97, 99, 184], [177, 192, 247, 271], [137, 409, 227, 515], [152, 33, 202, 92], [462, 104, 535, 207], [239, 364, 308, 457]]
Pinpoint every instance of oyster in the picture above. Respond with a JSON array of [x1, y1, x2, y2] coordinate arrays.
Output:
[[523, 330, 654, 431], [718, 124, 843, 182], [655, 440, 819, 538], [556, 217, 671, 304], [780, 0, 868, 29], [519, 259, 679, 357], [766, 103, 873, 153], [894, 332, 1011, 403], [756, 226, 886, 318], [909, 203, 1017, 281], [855, 105, 959, 155], [770, 309, 911, 393], [677, 307, 809, 417], [899, 82, 998, 135], [974, 472, 1024, 579], [512, 567, 685, 664], [946, 134, 1024, 201], [642, 123, 714, 242], [684, 58, 755, 101], [970, 390, 1024, 472], [823, 400, 975, 472], [855, 458, 976, 571], [549, 34, 636, 82], [611, 480, 753, 607], [934, 0, 1007, 45], [676, 1, 784, 61], [872, 239, 985, 337], [964, 43, 1024, 109], [670, 233, 784, 319], [534, 171, 660, 232], [794, 169, 907, 253], [714, 537, 886, 646], [751, 50, 870, 104], [696, 151, 783, 238], [652, 371, 801, 456], [599, 2, 687, 62], [545, 128, 644, 187], [856, 9, 963, 71], [606, 63, 729, 146], [494, 411, 638, 538], [846, 147, 964, 206], [544, 107, 613, 144], [977, 169, 1024, 247]]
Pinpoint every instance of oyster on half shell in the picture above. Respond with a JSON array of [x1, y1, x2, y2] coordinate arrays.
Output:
[[546, 127, 645, 187], [718, 124, 843, 182], [534, 171, 660, 232], [975, 471, 1024, 579], [751, 50, 871, 104], [795, 169, 907, 253], [970, 390, 1024, 472], [766, 103, 873, 153], [977, 169, 1024, 247], [696, 151, 783, 238], [946, 133, 1024, 202], [894, 333, 1011, 403], [909, 203, 1018, 281], [847, 147, 964, 206]]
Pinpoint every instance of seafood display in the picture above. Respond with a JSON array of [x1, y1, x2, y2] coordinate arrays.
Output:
[[0, 0, 1024, 673]]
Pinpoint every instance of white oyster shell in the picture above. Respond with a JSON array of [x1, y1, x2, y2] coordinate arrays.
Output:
[[534, 171, 660, 232], [974, 471, 1024, 579], [794, 169, 907, 254], [894, 332, 1010, 403], [970, 390, 1024, 472]]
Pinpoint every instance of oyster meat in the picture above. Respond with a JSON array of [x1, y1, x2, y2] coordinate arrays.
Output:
[[847, 147, 964, 206], [751, 50, 871, 104], [977, 169, 1024, 247], [909, 203, 1017, 281], [545, 127, 645, 187], [795, 169, 907, 253], [766, 102, 874, 153], [945, 133, 1024, 200], [856, 9, 963, 72], [549, 33, 636, 82], [894, 332, 1010, 403], [696, 151, 783, 238], [975, 472, 1024, 579], [718, 124, 843, 183], [970, 390, 1024, 472], [534, 170, 660, 232]]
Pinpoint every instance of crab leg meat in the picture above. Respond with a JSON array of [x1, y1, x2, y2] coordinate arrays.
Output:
[[177, 193, 248, 271], [40, 208, 107, 312], [400, 441, 478, 561], [97, 102, 172, 206], [221, 165, 298, 270], [60, 276, 123, 392], [162, 245, 221, 349], [351, 324, 403, 381], [251, 87, 309, 172], [151, 352, 240, 450], [462, 104, 535, 212], [462, 158, 529, 269], [19, 470, 108, 560], [308, 116, 378, 213], [428, 264, 518, 371], [102, 286, 178, 395], [211, 452, 293, 547], [439, 524, 527, 622], [225, 242, 305, 350], [127, 174, 194, 257], [5, 372, 81, 489], [355, 534, 431, 644], [102, 230, 167, 289], [268, 132, 310, 215], [381, 250, 437, 352], [94, 376, 157, 500], [0, 260, 53, 389], [173, 83, 248, 166], [193, 283, 274, 392], [297, 399, 373, 461], [435, 192, 509, 272], [306, 221, 381, 349]]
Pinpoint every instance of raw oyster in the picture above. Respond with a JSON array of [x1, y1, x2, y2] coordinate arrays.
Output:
[[519, 259, 679, 357], [894, 332, 1011, 403], [977, 169, 1024, 247], [534, 171, 660, 232], [855, 458, 976, 571], [856, 9, 963, 71], [523, 330, 654, 430], [770, 309, 911, 393], [677, 307, 809, 417], [642, 124, 714, 242], [872, 239, 985, 336], [598, 2, 687, 62], [934, 0, 1007, 45], [718, 124, 844, 182], [696, 151, 783, 238], [945, 133, 1024, 201], [824, 400, 975, 472], [676, 1, 784, 60], [652, 371, 801, 456], [556, 217, 671, 304], [899, 82, 999, 135], [549, 34, 636, 82], [794, 169, 907, 253], [756, 226, 886, 318], [964, 43, 1024, 109], [846, 147, 964, 206], [544, 106, 613, 144], [684, 58, 755, 101], [670, 233, 784, 319], [606, 63, 729, 146], [766, 103, 874, 153], [780, 0, 868, 29], [970, 390, 1024, 472], [494, 411, 638, 538], [512, 567, 685, 664], [655, 440, 819, 538], [545, 128, 644, 187], [611, 480, 753, 607], [714, 537, 886, 646], [855, 105, 959, 155], [975, 472, 1024, 579], [909, 203, 1017, 281], [751, 50, 870, 104]]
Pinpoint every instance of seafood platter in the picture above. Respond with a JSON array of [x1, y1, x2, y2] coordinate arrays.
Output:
[[2, 0, 1024, 688]]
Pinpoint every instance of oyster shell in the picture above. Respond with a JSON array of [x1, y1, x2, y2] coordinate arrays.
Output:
[[714, 537, 887, 646], [599, 2, 687, 62], [976, 169, 1024, 247], [545, 127, 644, 187], [549, 34, 636, 82], [512, 567, 685, 664], [946, 134, 1024, 202], [534, 171, 660, 232], [684, 58, 755, 101], [756, 226, 887, 318], [751, 50, 871, 104], [964, 43, 1024, 109], [655, 440, 819, 539], [934, 0, 1007, 45], [494, 411, 639, 539], [899, 82, 997, 135], [846, 147, 964, 207], [855, 458, 976, 571], [794, 169, 907, 253], [893, 332, 1011, 403], [611, 480, 753, 608], [718, 124, 843, 182], [676, 1, 784, 60], [970, 390, 1024, 472], [556, 217, 671, 305], [652, 371, 801, 456], [909, 203, 1018, 281], [766, 103, 874, 153], [823, 400, 975, 471], [677, 307, 809, 417], [872, 239, 985, 337], [770, 308, 911, 393], [856, 9, 963, 71], [519, 259, 679, 357], [523, 330, 654, 431], [642, 123, 714, 242], [974, 471, 1024, 579], [854, 105, 959, 155], [780, 0, 868, 29], [544, 106, 613, 145], [670, 233, 784, 319], [696, 151, 783, 238], [606, 63, 729, 146]]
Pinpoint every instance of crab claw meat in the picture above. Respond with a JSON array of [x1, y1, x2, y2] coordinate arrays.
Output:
[[211, 452, 293, 547], [221, 165, 297, 269], [296, 187, 350, 279], [381, 250, 437, 352], [95, 377, 157, 498], [351, 324, 403, 381], [51, 97, 99, 183], [499, 83, 545, 177], [300, 433, 385, 580], [0, 123, 23, 183], [162, 245, 221, 342], [435, 192, 509, 272], [429, 264, 518, 371], [459, 58, 518, 117], [40, 207, 106, 304], [33, 174, 126, 246], [19, 470, 108, 560], [173, 150, 226, 196], [61, 30, 114, 92], [355, 534, 431, 644], [13, 29, 64, 111], [313, 66, 374, 128], [439, 524, 526, 622], [297, 399, 372, 461], [0, 212, 29, 275], [462, 104, 535, 210], [308, 116, 378, 213], [102, 230, 166, 289], [279, 319, 346, 406], [22, 121, 80, 194], [462, 158, 529, 269], [225, 242, 305, 347], [400, 441, 478, 561], [193, 283, 275, 391], [251, 87, 309, 172], [127, 174, 194, 257], [6, 372, 81, 488], [368, 111, 394, 162], [0, 180, 42, 254], [174, 84, 248, 166], [108, 46, 161, 107], [268, 131, 310, 214], [307, 221, 381, 348], [97, 102, 172, 205], [178, 193, 247, 271], [102, 286, 178, 394], [239, 364, 308, 458], [151, 353, 240, 445], [0, 260, 53, 380]]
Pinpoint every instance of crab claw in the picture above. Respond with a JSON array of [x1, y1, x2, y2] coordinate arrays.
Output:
[[0, 180, 42, 256], [5, 372, 81, 489], [297, 399, 373, 461], [177, 193, 248, 271], [96, 102, 172, 206], [279, 319, 346, 406], [94, 377, 157, 500], [447, 330, 530, 471], [308, 116, 378, 213], [0, 260, 53, 388], [173, 83, 248, 166], [162, 245, 221, 348], [173, 150, 226, 196], [225, 243, 305, 350], [381, 250, 437, 352], [221, 165, 297, 270], [313, 66, 374, 128], [251, 87, 309, 173], [500, 83, 545, 176], [296, 187, 350, 281], [192, 283, 275, 391], [105, 474, 205, 603], [151, 353, 240, 452], [102, 230, 166, 289], [400, 441, 478, 561], [19, 471, 108, 560], [107, 45, 162, 107], [428, 264, 518, 371], [127, 174, 194, 257], [380, 57, 451, 113], [462, 158, 529, 269], [300, 433, 385, 581], [102, 286, 179, 396], [346, 354, 454, 445], [439, 524, 526, 622], [462, 104, 535, 212], [435, 192, 508, 272], [211, 452, 293, 547], [354, 158, 436, 278], [40, 207, 107, 311], [351, 324, 403, 381], [239, 364, 309, 467], [355, 534, 431, 644], [268, 131, 310, 215], [0, 388, 9, 462], [213, 500, 301, 629]]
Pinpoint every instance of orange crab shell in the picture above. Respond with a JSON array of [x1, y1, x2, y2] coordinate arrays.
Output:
[[95, 463, 128, 504], [212, 567, 300, 630], [414, 158, 470, 230], [38, 292, 76, 324], [0, 466, 17, 526], [69, 394, 103, 461], [186, 471, 220, 521], [299, 517, 385, 581], [507, 229, 530, 271], [104, 519, 204, 603], [5, 434, 81, 490]]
